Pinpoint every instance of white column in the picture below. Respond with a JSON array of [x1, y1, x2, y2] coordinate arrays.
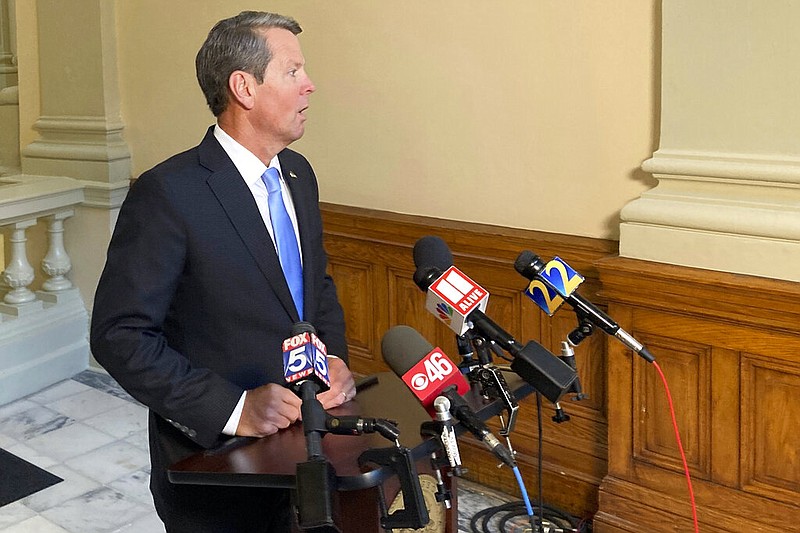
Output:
[[21, 0, 130, 203], [619, 0, 800, 283]]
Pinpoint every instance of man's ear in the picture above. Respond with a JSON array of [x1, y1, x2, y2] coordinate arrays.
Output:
[[228, 70, 255, 110]]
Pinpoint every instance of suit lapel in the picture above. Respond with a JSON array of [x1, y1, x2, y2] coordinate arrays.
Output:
[[199, 129, 300, 322]]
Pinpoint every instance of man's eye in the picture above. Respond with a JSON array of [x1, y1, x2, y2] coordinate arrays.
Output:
[[289, 69, 298, 77]]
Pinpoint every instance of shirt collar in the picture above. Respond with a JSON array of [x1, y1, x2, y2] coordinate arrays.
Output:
[[213, 124, 283, 186]]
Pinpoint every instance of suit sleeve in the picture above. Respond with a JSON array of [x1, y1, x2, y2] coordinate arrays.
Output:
[[90, 172, 242, 449]]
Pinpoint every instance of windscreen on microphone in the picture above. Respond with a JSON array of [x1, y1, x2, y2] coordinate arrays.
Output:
[[513, 250, 546, 280], [413, 236, 454, 271], [381, 325, 470, 414], [381, 325, 436, 376]]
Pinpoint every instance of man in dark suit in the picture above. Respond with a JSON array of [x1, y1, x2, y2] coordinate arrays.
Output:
[[90, 11, 355, 532]]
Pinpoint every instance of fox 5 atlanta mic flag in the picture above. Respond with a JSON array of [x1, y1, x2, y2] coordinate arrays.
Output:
[[426, 266, 489, 336]]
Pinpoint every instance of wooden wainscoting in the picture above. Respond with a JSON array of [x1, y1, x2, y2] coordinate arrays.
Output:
[[321, 205, 800, 530], [593, 257, 800, 533], [321, 203, 617, 518]]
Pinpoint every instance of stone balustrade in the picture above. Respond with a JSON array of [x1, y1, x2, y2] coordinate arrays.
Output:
[[0, 174, 89, 404]]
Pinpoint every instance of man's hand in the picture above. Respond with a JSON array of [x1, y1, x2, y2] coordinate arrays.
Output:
[[236, 383, 303, 437], [317, 357, 356, 410]]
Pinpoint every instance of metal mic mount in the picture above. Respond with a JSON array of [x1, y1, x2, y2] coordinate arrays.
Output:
[[295, 383, 402, 531], [359, 445, 430, 530], [552, 341, 588, 424], [469, 362, 519, 437], [459, 334, 520, 437]]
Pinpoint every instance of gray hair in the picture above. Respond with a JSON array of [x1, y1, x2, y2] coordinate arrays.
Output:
[[196, 11, 302, 117]]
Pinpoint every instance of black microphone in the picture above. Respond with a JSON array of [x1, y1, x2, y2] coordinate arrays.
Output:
[[281, 322, 338, 532], [325, 415, 400, 442], [381, 325, 516, 467], [413, 235, 454, 274], [282, 322, 331, 456], [411, 237, 578, 404], [514, 250, 655, 363]]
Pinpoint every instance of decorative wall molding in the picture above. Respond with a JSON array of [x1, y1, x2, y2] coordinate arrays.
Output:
[[22, 115, 131, 183], [642, 150, 800, 185], [79, 179, 129, 209], [621, 151, 800, 282]]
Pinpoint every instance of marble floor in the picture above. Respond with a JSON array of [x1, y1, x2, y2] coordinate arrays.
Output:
[[0, 370, 521, 533]]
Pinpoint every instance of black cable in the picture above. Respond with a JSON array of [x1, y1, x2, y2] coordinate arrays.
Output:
[[536, 391, 544, 532], [468, 500, 586, 532]]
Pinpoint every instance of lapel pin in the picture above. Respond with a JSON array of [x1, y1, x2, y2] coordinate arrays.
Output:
[[289, 171, 298, 179]]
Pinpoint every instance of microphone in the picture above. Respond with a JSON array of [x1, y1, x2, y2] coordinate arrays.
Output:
[[412, 237, 489, 337], [381, 324, 471, 415], [282, 322, 338, 531], [432, 396, 463, 473], [411, 237, 578, 404], [282, 321, 332, 393], [514, 250, 655, 363], [558, 341, 585, 399], [325, 415, 401, 443], [381, 325, 515, 467]]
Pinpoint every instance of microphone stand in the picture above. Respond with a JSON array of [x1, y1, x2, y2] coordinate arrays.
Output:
[[295, 380, 339, 532], [358, 445, 430, 530], [295, 380, 407, 532], [551, 314, 592, 424], [463, 334, 520, 438]]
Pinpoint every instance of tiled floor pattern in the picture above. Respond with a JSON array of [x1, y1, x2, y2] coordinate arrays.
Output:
[[0, 370, 518, 532]]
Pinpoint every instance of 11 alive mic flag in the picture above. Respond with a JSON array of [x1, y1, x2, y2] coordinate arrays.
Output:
[[425, 266, 489, 335]]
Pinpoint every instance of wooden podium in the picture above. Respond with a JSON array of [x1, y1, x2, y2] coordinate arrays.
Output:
[[169, 371, 533, 532]]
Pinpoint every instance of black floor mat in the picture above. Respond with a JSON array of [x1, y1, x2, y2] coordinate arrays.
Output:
[[0, 448, 63, 507]]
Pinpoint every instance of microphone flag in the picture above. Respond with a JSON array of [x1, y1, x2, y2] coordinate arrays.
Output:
[[425, 266, 489, 335]]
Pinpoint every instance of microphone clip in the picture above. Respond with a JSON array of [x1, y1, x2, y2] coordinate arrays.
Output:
[[567, 314, 595, 346], [469, 365, 519, 437]]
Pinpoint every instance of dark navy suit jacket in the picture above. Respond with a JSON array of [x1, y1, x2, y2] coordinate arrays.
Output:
[[90, 127, 347, 527]]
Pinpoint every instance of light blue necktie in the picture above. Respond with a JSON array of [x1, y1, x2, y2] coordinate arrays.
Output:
[[261, 167, 303, 319]]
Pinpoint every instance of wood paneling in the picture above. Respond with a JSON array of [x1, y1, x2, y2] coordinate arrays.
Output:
[[321, 203, 615, 519], [321, 205, 800, 531], [595, 257, 800, 533]]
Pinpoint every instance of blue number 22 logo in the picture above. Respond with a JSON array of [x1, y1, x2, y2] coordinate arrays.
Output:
[[523, 257, 584, 316]]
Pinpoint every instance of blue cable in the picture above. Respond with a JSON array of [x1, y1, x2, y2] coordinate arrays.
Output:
[[512, 464, 535, 520]]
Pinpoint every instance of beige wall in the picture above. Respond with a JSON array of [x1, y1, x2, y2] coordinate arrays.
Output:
[[116, 1, 659, 240]]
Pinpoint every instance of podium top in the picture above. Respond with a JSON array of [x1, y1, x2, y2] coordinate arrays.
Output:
[[168, 371, 533, 491]]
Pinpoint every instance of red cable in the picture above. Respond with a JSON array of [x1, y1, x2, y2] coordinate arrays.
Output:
[[652, 360, 700, 533]]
